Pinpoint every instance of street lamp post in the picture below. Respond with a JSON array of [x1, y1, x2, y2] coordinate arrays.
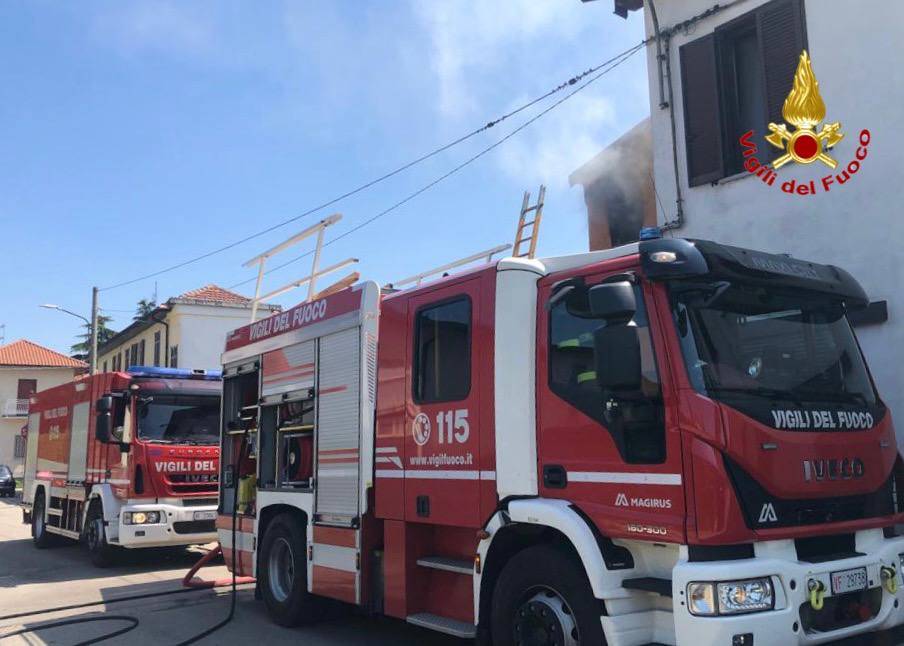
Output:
[[40, 298, 98, 374]]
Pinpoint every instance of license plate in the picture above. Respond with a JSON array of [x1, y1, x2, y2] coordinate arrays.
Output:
[[831, 567, 868, 595], [193, 510, 217, 521]]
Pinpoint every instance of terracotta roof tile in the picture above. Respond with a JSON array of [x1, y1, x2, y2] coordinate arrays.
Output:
[[0, 339, 87, 368], [174, 284, 251, 305]]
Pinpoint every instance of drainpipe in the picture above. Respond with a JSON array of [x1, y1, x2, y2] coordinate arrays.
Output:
[[647, 0, 685, 230], [150, 308, 170, 368]]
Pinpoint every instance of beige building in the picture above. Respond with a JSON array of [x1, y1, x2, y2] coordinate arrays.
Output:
[[0, 339, 87, 476], [98, 284, 278, 373]]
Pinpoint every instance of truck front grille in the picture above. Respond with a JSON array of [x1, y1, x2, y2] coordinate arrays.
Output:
[[799, 587, 881, 633], [173, 520, 216, 535]]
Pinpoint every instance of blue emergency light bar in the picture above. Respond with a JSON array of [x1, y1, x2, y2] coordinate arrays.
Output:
[[126, 366, 222, 380]]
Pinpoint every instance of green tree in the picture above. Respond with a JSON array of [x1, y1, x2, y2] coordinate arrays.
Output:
[[70, 314, 117, 357], [134, 298, 157, 321]]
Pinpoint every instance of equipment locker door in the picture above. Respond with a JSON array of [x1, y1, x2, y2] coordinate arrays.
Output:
[[314, 327, 362, 524], [404, 278, 482, 527]]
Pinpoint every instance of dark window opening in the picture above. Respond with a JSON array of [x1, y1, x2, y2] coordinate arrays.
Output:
[[679, 0, 807, 186], [153, 331, 161, 366], [413, 297, 471, 403]]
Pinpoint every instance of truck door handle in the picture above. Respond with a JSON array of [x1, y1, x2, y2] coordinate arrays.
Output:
[[543, 465, 567, 489]]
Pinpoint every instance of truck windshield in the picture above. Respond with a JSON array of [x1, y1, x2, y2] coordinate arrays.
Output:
[[673, 283, 880, 420], [136, 395, 220, 445]]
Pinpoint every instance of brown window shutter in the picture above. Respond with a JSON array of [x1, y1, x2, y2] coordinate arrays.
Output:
[[680, 33, 724, 187], [757, 0, 807, 127]]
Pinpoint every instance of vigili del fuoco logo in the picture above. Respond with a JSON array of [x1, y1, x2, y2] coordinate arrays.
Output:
[[739, 50, 871, 195]]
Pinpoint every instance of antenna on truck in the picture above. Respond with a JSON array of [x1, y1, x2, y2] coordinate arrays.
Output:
[[244, 213, 359, 321]]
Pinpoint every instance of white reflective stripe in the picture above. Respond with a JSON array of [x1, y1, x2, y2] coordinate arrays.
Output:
[[218, 529, 254, 551], [317, 467, 358, 478], [312, 544, 357, 572], [108, 479, 131, 485], [375, 447, 398, 454], [375, 469, 484, 480], [568, 472, 682, 486]]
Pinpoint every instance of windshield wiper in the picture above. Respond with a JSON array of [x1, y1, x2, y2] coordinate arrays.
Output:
[[706, 386, 805, 406]]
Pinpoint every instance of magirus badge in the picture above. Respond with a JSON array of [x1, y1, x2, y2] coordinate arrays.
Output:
[[766, 50, 843, 169]]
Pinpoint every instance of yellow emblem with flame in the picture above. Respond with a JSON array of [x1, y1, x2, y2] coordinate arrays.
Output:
[[766, 50, 843, 169]]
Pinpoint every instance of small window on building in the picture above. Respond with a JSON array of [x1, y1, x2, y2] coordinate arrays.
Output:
[[170, 345, 179, 369], [413, 297, 471, 403], [14, 435, 26, 458], [679, 0, 807, 185], [139, 339, 146, 366], [153, 331, 161, 367], [103, 361, 108, 373]]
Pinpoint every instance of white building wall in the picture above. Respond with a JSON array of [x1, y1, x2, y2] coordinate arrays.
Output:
[[169, 305, 260, 371], [643, 0, 904, 442], [0, 366, 81, 476]]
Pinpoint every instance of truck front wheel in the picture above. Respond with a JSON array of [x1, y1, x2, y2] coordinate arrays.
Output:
[[85, 500, 117, 567], [31, 491, 54, 548], [259, 513, 321, 626], [491, 544, 607, 646]]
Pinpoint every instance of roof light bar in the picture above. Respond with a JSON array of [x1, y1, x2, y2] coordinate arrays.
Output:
[[126, 366, 223, 380]]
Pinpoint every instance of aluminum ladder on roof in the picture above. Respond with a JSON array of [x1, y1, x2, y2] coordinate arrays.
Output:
[[512, 184, 546, 260]]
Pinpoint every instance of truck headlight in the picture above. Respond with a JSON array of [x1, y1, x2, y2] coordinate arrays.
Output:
[[687, 578, 774, 616], [124, 511, 161, 525], [687, 582, 716, 616]]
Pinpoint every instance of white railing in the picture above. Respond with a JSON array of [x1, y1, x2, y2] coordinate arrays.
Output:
[[2, 399, 28, 417]]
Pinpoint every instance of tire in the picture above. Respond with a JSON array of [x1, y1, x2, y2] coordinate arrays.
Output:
[[85, 500, 118, 567], [258, 513, 321, 626], [491, 544, 607, 646], [31, 491, 55, 548]]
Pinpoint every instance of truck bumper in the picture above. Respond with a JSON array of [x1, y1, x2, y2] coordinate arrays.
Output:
[[673, 531, 904, 645], [117, 502, 218, 549]]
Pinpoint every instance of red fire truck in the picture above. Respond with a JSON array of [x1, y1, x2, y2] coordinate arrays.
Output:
[[22, 367, 221, 566], [216, 237, 904, 645]]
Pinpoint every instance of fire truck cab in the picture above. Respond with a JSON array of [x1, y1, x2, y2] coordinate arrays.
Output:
[[23, 367, 221, 566], [218, 238, 904, 645]]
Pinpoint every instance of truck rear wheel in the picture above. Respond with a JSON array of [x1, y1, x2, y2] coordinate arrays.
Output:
[[491, 544, 607, 646], [85, 500, 118, 568], [31, 491, 55, 548], [259, 513, 321, 626]]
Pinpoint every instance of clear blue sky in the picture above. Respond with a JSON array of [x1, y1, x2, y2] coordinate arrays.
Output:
[[0, 1, 647, 356]]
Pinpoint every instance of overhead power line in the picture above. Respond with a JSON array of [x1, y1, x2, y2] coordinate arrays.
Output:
[[229, 42, 644, 290], [101, 41, 646, 292]]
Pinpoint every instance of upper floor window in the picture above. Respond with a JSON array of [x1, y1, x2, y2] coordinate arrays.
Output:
[[548, 282, 665, 463], [679, 0, 806, 185], [153, 331, 161, 367], [170, 345, 179, 369], [413, 297, 471, 403]]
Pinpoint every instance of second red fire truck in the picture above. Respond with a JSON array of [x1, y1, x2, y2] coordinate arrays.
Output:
[[215, 236, 904, 645], [22, 367, 221, 566]]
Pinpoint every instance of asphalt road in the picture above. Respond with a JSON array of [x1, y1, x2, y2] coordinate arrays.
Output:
[[0, 493, 902, 645], [0, 495, 456, 645]]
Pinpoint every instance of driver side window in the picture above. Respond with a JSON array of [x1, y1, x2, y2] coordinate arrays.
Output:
[[548, 282, 665, 464]]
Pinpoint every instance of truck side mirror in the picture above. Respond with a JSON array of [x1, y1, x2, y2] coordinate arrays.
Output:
[[588, 282, 636, 322], [95, 395, 114, 443], [593, 324, 642, 393]]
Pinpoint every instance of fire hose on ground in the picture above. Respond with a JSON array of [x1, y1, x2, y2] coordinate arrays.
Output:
[[0, 429, 254, 645]]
